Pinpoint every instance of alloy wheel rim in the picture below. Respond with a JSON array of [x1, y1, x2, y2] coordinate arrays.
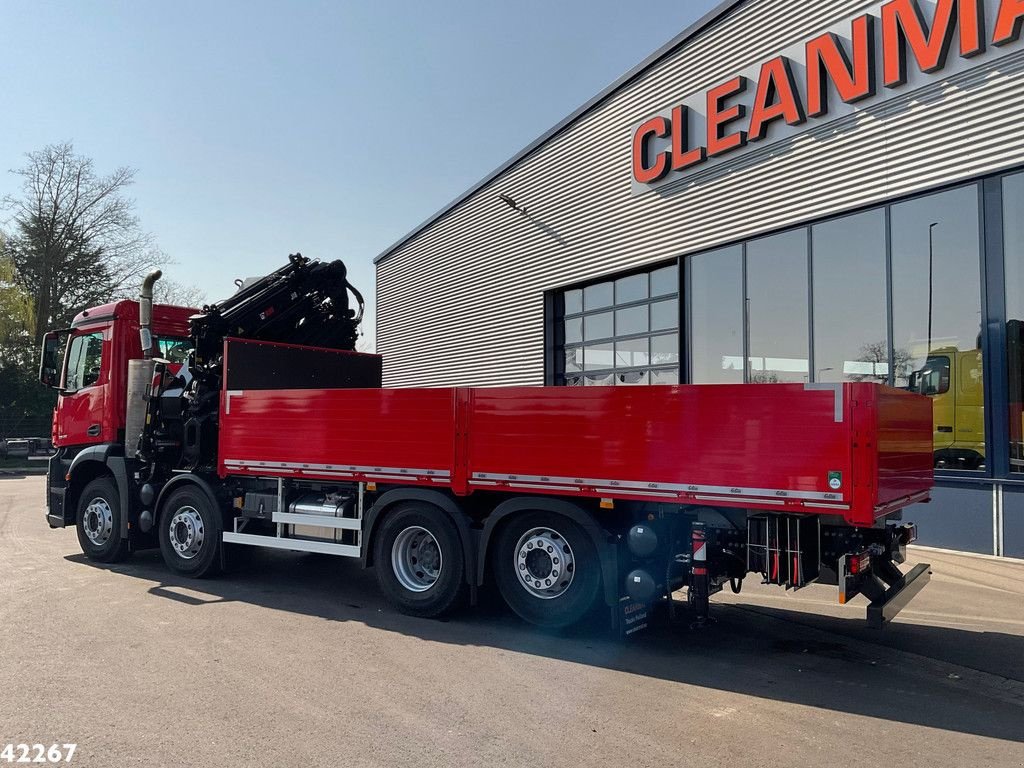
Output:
[[391, 526, 442, 593], [83, 497, 114, 546], [514, 527, 575, 599], [168, 506, 205, 560]]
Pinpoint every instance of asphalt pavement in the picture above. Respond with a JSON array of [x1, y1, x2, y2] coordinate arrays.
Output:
[[1, 475, 1022, 767]]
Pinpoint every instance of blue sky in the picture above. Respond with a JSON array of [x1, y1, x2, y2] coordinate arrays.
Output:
[[0, 0, 718, 345]]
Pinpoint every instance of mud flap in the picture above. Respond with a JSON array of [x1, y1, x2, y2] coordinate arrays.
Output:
[[617, 596, 651, 637]]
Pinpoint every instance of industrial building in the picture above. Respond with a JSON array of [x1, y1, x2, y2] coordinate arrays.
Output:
[[375, 0, 1024, 556]]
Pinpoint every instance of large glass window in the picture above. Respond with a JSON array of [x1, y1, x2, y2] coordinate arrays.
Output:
[[1004, 172, 1024, 472], [746, 230, 809, 383], [689, 245, 743, 383], [891, 185, 984, 470], [812, 210, 889, 383], [64, 332, 104, 392], [557, 263, 679, 386]]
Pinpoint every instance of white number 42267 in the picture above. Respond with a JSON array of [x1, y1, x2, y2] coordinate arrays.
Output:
[[0, 745, 77, 763]]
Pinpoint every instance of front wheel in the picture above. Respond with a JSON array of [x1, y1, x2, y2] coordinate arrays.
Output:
[[373, 503, 467, 618], [158, 485, 223, 578], [76, 476, 129, 563], [493, 512, 602, 628]]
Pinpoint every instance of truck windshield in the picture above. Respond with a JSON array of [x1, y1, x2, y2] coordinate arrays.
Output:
[[907, 355, 950, 396]]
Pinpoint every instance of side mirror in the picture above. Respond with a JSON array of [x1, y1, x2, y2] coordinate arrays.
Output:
[[38, 329, 69, 389]]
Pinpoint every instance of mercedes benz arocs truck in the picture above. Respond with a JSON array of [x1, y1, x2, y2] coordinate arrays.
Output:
[[39, 255, 933, 631]]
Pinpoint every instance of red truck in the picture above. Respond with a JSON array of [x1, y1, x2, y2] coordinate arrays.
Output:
[[38, 255, 933, 631]]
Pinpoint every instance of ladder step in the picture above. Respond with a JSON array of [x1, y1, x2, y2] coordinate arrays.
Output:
[[223, 531, 360, 558], [271, 511, 362, 530]]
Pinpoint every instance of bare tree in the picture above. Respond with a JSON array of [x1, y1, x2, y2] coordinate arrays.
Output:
[[2, 143, 160, 342], [858, 340, 913, 384], [153, 277, 207, 309], [355, 334, 375, 354]]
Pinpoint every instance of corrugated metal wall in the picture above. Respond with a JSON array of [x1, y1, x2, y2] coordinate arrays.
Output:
[[376, 0, 1024, 388]]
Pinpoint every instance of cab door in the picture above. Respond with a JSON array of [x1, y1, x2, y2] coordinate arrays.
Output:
[[919, 354, 954, 454], [56, 328, 108, 447], [954, 349, 985, 460]]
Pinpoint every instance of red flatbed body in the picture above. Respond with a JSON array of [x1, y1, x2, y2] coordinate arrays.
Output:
[[217, 342, 933, 528]]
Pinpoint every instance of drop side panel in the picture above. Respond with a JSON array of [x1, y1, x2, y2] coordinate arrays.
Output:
[[465, 384, 854, 515], [218, 387, 458, 484], [215, 341, 932, 527], [872, 384, 934, 508]]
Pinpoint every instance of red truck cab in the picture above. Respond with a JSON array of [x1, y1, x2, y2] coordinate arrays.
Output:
[[39, 300, 194, 526]]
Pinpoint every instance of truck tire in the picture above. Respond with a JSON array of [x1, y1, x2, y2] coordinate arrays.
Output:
[[158, 485, 223, 578], [75, 476, 129, 563], [493, 511, 601, 628], [373, 503, 467, 618]]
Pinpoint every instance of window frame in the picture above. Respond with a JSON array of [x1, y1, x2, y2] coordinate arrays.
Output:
[[743, 227, 811, 384], [551, 260, 681, 387], [62, 331, 104, 394]]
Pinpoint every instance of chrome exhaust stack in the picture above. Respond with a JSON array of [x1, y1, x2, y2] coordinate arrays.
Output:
[[139, 269, 162, 359], [126, 269, 162, 457]]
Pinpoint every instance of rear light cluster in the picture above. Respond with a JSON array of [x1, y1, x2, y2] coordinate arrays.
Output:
[[847, 551, 872, 575], [838, 548, 876, 605]]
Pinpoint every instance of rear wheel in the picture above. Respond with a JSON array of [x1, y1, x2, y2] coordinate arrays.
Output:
[[374, 503, 467, 618], [158, 485, 223, 578], [493, 511, 601, 628], [75, 477, 129, 563]]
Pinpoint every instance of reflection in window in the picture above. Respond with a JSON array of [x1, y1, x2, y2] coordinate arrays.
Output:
[[891, 184, 984, 470], [690, 246, 743, 383], [616, 305, 647, 335], [584, 312, 613, 341], [907, 355, 951, 395], [564, 289, 583, 315], [651, 298, 678, 331], [617, 370, 650, 386], [556, 263, 679, 385], [564, 317, 582, 345], [584, 343, 615, 371], [812, 210, 889, 383], [746, 230, 809, 383], [1004, 173, 1024, 472], [651, 369, 679, 385], [65, 332, 104, 392], [615, 338, 649, 368], [651, 264, 677, 296], [584, 282, 613, 311], [564, 347, 583, 374], [651, 334, 679, 365], [615, 274, 648, 304], [584, 372, 615, 386]]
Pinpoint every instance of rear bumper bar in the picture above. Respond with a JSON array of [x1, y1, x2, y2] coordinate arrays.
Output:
[[866, 562, 931, 629]]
